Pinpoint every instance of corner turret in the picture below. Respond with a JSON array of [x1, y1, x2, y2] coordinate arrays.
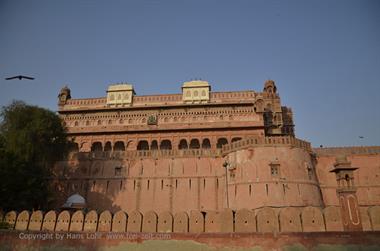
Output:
[[58, 85, 71, 106]]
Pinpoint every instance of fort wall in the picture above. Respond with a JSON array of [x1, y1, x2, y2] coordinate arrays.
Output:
[[2, 206, 380, 233], [52, 137, 325, 214]]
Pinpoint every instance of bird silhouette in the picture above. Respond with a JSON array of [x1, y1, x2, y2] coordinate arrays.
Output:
[[5, 75, 35, 80]]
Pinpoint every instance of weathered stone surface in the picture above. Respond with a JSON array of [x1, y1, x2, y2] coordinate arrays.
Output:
[[157, 211, 173, 233], [142, 211, 157, 232], [359, 207, 371, 231], [4, 211, 17, 229], [369, 206, 380, 230], [56, 210, 70, 231], [98, 210, 112, 232], [324, 206, 343, 231], [301, 207, 325, 232], [279, 207, 301, 232], [128, 211, 142, 232], [28, 210, 43, 231], [69, 210, 84, 232], [189, 210, 204, 233], [256, 207, 279, 233], [15, 210, 30, 231], [205, 211, 220, 233], [220, 209, 234, 233], [83, 210, 98, 232], [112, 211, 127, 232], [42, 210, 56, 231], [235, 208, 256, 232], [173, 212, 189, 233]]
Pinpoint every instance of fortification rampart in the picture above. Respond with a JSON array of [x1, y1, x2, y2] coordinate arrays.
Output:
[[222, 136, 312, 154], [2, 206, 380, 233], [53, 139, 324, 213]]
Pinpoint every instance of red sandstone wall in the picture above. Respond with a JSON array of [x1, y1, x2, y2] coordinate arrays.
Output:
[[315, 152, 380, 207], [53, 143, 325, 214], [225, 146, 323, 209], [3, 206, 380, 233]]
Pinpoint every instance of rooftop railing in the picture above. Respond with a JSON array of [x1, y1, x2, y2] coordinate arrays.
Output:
[[313, 146, 380, 156], [60, 91, 258, 110], [74, 148, 221, 160], [221, 136, 312, 155]]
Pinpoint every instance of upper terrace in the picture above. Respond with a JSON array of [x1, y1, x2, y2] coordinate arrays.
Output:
[[57, 80, 281, 112]]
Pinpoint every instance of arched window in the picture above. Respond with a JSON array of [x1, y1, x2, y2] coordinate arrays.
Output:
[[91, 142, 103, 152], [231, 137, 242, 143], [114, 141, 125, 151], [201, 138, 211, 149], [189, 139, 200, 149], [104, 141, 112, 151], [151, 140, 158, 150], [160, 140, 172, 150], [216, 138, 228, 148], [178, 139, 188, 150], [137, 140, 149, 150]]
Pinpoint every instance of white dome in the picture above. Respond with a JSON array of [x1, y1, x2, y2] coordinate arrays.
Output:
[[62, 193, 86, 208]]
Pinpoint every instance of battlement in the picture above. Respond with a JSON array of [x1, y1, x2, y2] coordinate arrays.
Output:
[[222, 136, 312, 155], [313, 146, 380, 156], [60, 91, 257, 111], [2, 206, 379, 233], [72, 148, 222, 160]]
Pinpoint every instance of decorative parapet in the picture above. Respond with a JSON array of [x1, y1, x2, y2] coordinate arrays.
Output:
[[2, 206, 380, 233], [221, 136, 312, 155], [59, 92, 257, 111], [73, 149, 221, 160], [63, 97, 107, 110], [313, 146, 380, 156], [133, 94, 182, 106]]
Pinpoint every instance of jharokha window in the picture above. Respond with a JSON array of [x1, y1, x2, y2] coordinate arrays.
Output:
[[270, 161, 280, 177], [115, 167, 122, 176]]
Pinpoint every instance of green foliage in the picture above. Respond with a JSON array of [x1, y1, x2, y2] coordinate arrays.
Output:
[[0, 101, 69, 211]]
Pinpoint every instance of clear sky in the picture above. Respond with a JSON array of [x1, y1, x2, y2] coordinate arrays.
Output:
[[0, 0, 379, 147]]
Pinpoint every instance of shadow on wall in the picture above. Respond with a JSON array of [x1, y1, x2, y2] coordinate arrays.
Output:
[[51, 159, 123, 212], [1, 206, 380, 233]]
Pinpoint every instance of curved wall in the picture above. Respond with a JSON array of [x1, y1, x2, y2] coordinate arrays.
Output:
[[225, 146, 323, 209]]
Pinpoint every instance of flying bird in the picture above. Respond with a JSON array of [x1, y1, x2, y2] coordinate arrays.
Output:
[[359, 136, 364, 139], [5, 75, 35, 80]]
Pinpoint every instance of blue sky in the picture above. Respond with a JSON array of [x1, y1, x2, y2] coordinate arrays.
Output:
[[0, 0, 379, 147]]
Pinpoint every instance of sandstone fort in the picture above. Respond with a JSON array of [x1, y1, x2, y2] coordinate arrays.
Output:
[[2, 80, 380, 249]]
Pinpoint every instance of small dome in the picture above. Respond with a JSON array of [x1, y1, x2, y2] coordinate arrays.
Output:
[[62, 193, 86, 209]]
